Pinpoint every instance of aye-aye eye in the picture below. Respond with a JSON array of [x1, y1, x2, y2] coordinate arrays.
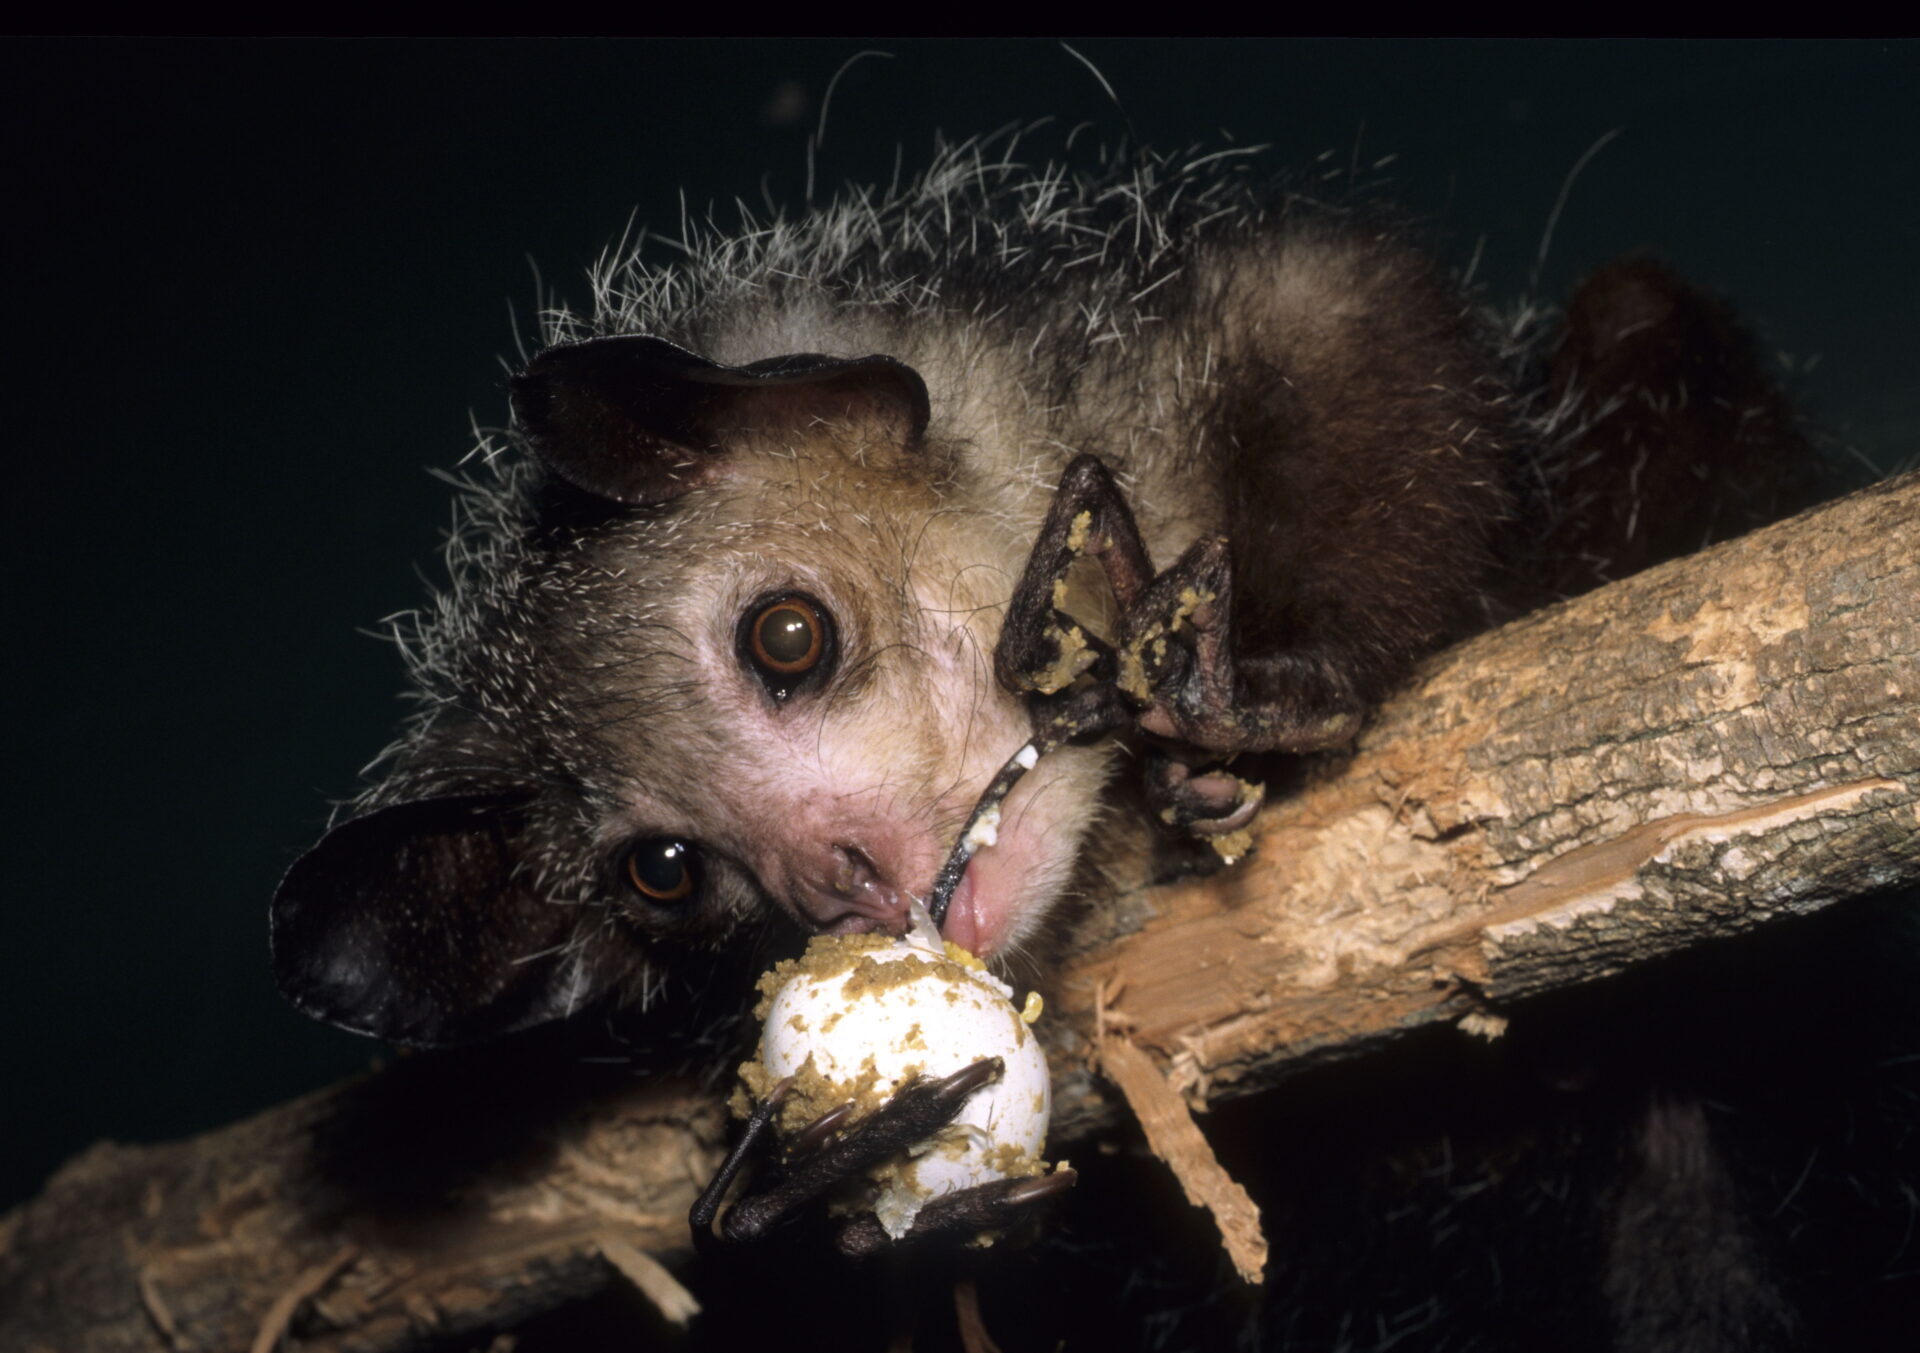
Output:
[[623, 838, 701, 907], [738, 593, 836, 699]]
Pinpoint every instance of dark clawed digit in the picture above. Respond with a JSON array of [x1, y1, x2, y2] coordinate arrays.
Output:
[[835, 1168, 1080, 1258], [689, 1077, 792, 1253], [1144, 751, 1266, 835], [994, 454, 1156, 704], [995, 457, 1364, 840], [711, 1058, 1007, 1246]]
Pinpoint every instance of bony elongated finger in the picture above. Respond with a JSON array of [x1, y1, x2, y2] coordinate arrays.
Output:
[[840, 1057, 1006, 1146], [689, 1075, 801, 1251], [906, 1167, 1078, 1237], [833, 1167, 1079, 1258], [730, 1062, 1017, 1249]]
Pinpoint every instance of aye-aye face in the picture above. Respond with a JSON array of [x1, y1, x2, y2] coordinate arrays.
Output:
[[271, 337, 1114, 1046], [582, 450, 1113, 962]]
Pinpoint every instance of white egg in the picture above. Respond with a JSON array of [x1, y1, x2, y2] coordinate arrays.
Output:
[[754, 927, 1052, 1240]]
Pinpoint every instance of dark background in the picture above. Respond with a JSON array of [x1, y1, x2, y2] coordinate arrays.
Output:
[[4, 38, 1914, 1215]]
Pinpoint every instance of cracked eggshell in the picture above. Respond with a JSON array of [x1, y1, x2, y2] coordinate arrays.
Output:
[[756, 932, 1051, 1239]]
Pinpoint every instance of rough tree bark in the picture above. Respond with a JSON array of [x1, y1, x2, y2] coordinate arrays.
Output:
[[4, 473, 1915, 1352]]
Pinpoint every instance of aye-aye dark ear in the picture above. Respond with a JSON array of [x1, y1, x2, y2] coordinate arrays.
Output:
[[510, 335, 932, 506], [270, 793, 606, 1047]]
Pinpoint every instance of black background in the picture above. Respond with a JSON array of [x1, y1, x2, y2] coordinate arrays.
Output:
[[4, 38, 1915, 1215]]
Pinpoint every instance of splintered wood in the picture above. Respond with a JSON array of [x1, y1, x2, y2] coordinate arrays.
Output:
[[249, 1246, 359, 1353], [1098, 1032, 1267, 1285], [597, 1233, 700, 1326]]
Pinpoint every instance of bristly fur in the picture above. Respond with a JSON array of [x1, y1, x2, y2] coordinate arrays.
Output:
[[380, 132, 1289, 787], [564, 132, 1280, 352], [369, 141, 1487, 999]]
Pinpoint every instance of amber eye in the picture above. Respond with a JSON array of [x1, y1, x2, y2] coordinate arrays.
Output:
[[750, 598, 825, 673], [623, 838, 700, 907], [738, 593, 836, 699]]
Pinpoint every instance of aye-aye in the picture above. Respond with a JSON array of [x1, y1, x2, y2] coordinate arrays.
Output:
[[270, 141, 1812, 1048]]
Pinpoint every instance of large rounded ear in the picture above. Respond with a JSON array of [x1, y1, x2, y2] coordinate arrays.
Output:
[[510, 336, 931, 506], [270, 793, 611, 1046]]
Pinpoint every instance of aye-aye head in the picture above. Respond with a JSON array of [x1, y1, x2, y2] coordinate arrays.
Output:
[[271, 336, 1114, 1046]]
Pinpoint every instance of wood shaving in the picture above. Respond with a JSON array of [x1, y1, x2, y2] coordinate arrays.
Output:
[[597, 1233, 700, 1326], [1100, 1036, 1266, 1285], [249, 1244, 358, 1353]]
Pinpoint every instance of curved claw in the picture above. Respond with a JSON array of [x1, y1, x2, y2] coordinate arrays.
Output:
[[717, 1058, 1007, 1245], [1145, 756, 1266, 837], [786, 1100, 856, 1159], [926, 1056, 1004, 1103]]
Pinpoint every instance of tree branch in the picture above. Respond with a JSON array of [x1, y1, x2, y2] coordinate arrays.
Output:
[[1046, 468, 1919, 1132], [6, 473, 1915, 1351]]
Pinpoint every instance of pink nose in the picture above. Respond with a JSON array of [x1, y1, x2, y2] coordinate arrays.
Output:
[[788, 844, 911, 934]]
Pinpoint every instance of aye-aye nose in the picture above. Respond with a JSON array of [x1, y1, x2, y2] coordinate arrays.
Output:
[[791, 842, 911, 934]]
